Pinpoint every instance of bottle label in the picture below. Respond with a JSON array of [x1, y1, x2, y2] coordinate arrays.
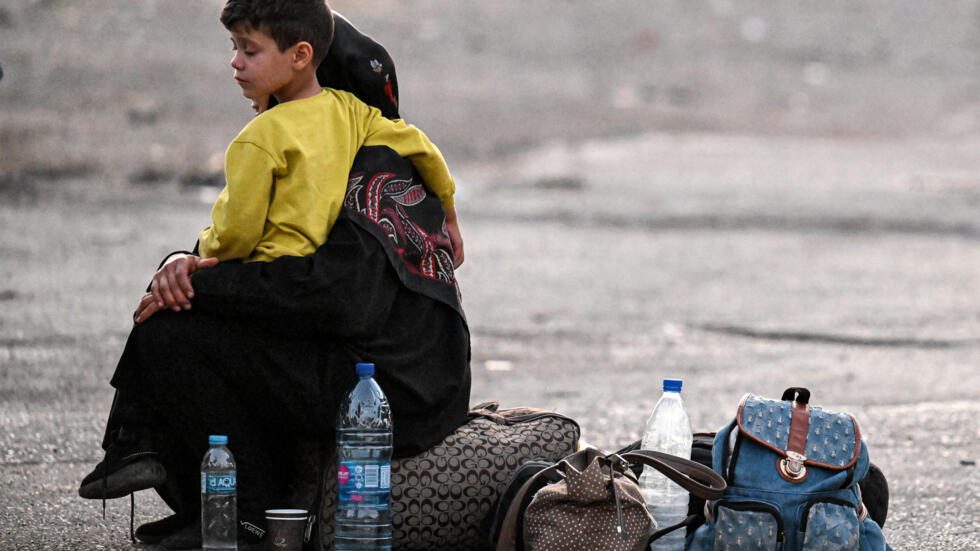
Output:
[[337, 461, 390, 504], [201, 472, 237, 494]]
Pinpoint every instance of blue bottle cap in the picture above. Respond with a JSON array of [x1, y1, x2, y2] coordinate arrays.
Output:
[[663, 379, 683, 392], [209, 435, 228, 445], [355, 362, 375, 377]]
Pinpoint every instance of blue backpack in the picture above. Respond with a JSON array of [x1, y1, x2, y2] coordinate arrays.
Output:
[[689, 387, 891, 551]]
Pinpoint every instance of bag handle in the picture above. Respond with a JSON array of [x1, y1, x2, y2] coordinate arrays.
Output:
[[780, 387, 810, 405], [496, 449, 615, 551], [622, 450, 727, 500], [469, 402, 507, 423], [494, 459, 565, 551], [648, 513, 700, 543]]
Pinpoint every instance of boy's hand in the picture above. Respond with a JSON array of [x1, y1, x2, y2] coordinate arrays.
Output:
[[141, 254, 219, 321], [445, 206, 464, 268]]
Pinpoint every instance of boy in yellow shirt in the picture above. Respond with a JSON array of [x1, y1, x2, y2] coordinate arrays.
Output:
[[199, 0, 461, 266], [78, 5, 469, 545]]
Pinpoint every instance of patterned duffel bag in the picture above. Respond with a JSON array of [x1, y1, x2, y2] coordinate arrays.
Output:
[[314, 401, 580, 551]]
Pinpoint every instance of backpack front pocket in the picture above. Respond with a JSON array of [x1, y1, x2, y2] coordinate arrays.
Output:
[[800, 499, 860, 551], [713, 501, 785, 551]]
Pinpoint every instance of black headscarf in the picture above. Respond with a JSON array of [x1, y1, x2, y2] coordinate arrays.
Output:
[[317, 12, 400, 119]]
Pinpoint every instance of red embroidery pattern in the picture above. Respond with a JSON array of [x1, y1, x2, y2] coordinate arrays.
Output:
[[345, 172, 456, 286], [384, 74, 398, 111]]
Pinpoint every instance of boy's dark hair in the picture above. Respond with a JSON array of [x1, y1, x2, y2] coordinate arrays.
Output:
[[221, 0, 334, 66]]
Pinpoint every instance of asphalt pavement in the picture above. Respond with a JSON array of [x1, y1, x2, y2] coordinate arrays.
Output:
[[0, 133, 978, 549]]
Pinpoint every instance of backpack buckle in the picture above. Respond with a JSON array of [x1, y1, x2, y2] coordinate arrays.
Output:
[[778, 451, 808, 482]]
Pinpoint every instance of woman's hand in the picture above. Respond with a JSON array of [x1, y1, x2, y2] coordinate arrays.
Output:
[[445, 206, 464, 268], [251, 95, 269, 116], [137, 254, 219, 322], [133, 293, 163, 324]]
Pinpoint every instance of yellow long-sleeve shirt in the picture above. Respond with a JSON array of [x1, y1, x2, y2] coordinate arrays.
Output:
[[199, 88, 455, 263]]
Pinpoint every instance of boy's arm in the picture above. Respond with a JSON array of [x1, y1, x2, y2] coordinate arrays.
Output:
[[362, 112, 464, 266], [362, 114, 456, 211], [198, 141, 277, 261]]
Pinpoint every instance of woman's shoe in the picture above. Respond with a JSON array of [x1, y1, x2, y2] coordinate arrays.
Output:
[[135, 513, 193, 544], [78, 432, 166, 499]]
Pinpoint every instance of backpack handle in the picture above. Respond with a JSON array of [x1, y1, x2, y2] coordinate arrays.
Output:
[[781, 387, 811, 405]]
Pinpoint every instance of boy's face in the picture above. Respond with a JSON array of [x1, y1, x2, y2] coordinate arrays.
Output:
[[228, 22, 295, 101]]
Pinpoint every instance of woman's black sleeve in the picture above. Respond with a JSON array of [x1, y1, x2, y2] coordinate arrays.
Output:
[[187, 219, 398, 338]]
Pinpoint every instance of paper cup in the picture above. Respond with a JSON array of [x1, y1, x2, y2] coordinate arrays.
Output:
[[264, 509, 308, 551]]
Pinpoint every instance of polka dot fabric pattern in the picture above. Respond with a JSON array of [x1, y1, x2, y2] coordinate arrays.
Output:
[[317, 402, 580, 551], [524, 457, 651, 551]]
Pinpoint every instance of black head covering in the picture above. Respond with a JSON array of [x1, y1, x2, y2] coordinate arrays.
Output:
[[267, 12, 399, 119], [317, 13, 399, 119]]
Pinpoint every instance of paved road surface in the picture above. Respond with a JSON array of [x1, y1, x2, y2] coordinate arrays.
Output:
[[2, 0, 978, 548], [1, 132, 977, 549]]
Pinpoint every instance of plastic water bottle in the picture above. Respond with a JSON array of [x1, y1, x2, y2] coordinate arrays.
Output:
[[639, 379, 693, 551], [335, 363, 393, 550], [201, 434, 237, 550]]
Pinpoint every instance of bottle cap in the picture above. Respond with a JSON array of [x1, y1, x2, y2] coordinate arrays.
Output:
[[355, 362, 375, 377], [663, 379, 683, 392], [209, 435, 228, 445]]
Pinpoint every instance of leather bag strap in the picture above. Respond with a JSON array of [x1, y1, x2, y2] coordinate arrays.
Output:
[[495, 449, 626, 551], [648, 513, 699, 542], [494, 460, 565, 551], [622, 450, 727, 500]]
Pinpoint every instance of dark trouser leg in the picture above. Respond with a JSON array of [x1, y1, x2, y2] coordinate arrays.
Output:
[[100, 320, 164, 451], [105, 309, 351, 529]]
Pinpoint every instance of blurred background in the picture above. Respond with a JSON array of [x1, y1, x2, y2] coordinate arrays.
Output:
[[1, 1, 978, 549], [1, 0, 978, 176]]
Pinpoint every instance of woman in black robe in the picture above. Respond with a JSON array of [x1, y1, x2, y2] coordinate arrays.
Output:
[[79, 14, 471, 547]]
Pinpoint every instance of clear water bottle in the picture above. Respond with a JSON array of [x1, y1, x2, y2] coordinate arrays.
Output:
[[639, 379, 693, 551], [201, 434, 237, 551], [335, 363, 393, 551]]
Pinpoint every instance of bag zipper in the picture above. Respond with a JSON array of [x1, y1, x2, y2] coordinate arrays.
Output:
[[475, 409, 580, 426]]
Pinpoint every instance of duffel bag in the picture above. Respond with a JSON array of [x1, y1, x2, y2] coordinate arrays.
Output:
[[314, 402, 580, 551]]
